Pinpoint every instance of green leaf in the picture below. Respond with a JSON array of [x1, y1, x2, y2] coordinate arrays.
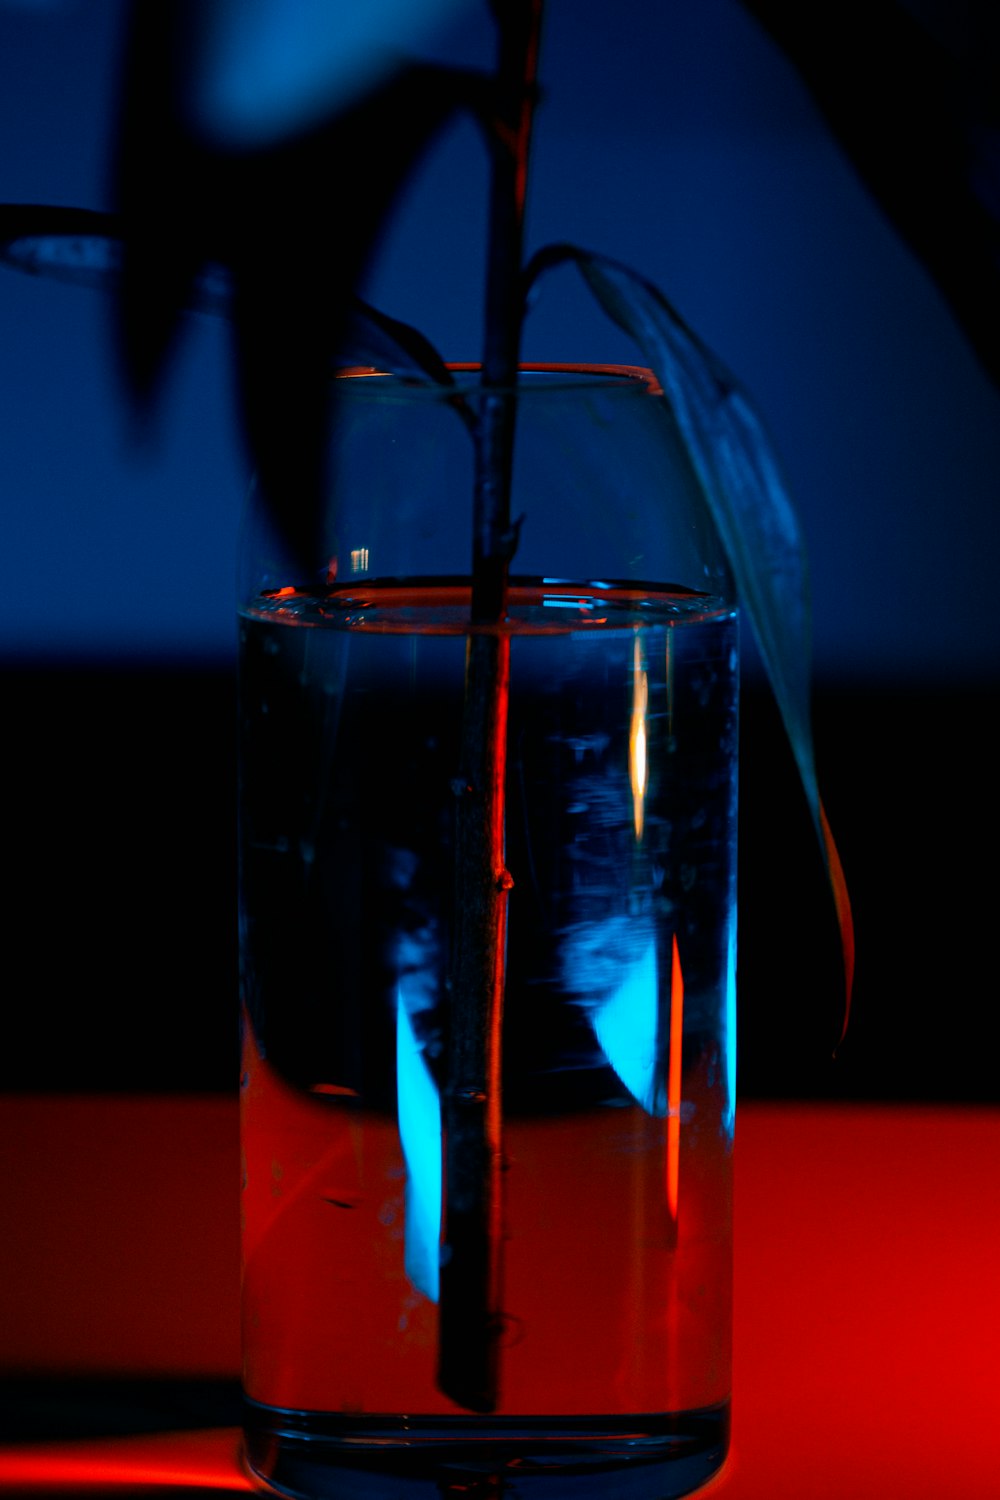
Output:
[[524, 243, 854, 1038]]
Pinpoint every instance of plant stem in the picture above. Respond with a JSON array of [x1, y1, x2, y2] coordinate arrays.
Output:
[[439, 627, 511, 1413], [438, 0, 543, 1415]]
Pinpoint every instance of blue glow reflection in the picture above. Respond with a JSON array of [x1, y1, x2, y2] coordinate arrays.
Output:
[[396, 986, 442, 1302], [590, 934, 664, 1117], [725, 921, 737, 1137]]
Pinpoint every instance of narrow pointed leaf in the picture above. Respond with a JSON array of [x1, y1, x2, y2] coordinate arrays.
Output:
[[344, 300, 456, 387], [0, 205, 126, 290], [0, 203, 458, 388], [0, 205, 237, 315], [524, 244, 854, 1036], [738, 0, 1000, 390]]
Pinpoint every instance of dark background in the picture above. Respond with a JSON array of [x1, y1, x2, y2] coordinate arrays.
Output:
[[2, 0, 998, 1101]]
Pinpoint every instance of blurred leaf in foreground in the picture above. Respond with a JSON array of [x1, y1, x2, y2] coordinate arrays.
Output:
[[112, 0, 484, 572], [740, 0, 1000, 388]]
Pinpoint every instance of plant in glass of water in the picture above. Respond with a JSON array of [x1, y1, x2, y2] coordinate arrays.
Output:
[[0, 0, 857, 1435]]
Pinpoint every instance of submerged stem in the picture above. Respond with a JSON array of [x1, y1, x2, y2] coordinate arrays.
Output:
[[439, 628, 511, 1411], [437, 0, 544, 1415]]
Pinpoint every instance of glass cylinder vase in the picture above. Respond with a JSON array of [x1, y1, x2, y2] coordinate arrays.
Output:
[[237, 365, 738, 1499]]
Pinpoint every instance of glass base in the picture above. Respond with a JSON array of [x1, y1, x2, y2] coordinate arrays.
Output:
[[242, 1400, 730, 1500]]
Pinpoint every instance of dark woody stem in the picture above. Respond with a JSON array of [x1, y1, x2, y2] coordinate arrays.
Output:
[[437, 0, 544, 1416]]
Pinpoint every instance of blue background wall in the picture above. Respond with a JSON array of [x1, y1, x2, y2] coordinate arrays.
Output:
[[1, 0, 998, 1099], [2, 0, 998, 679]]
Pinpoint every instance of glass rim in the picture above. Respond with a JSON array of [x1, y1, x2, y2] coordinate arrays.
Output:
[[332, 362, 664, 399]]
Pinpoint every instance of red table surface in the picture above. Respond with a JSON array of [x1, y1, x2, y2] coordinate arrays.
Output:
[[1, 1097, 998, 1497]]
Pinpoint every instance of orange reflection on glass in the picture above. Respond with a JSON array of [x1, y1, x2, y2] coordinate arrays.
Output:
[[629, 633, 648, 841], [666, 935, 684, 1225]]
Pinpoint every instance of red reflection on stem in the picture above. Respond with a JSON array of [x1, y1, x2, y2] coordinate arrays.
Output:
[[666, 935, 684, 1225]]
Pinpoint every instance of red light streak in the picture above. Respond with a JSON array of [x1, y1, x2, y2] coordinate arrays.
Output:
[[666, 935, 684, 1225], [0, 1428, 251, 1493], [820, 797, 855, 1048]]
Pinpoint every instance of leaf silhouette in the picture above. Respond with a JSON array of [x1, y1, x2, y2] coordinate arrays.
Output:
[[739, 0, 1000, 388], [112, 2, 484, 573], [0, 205, 125, 289], [525, 243, 854, 1039], [0, 206, 458, 387]]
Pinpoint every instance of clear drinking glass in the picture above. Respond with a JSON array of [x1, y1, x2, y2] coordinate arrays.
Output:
[[237, 365, 738, 1498]]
